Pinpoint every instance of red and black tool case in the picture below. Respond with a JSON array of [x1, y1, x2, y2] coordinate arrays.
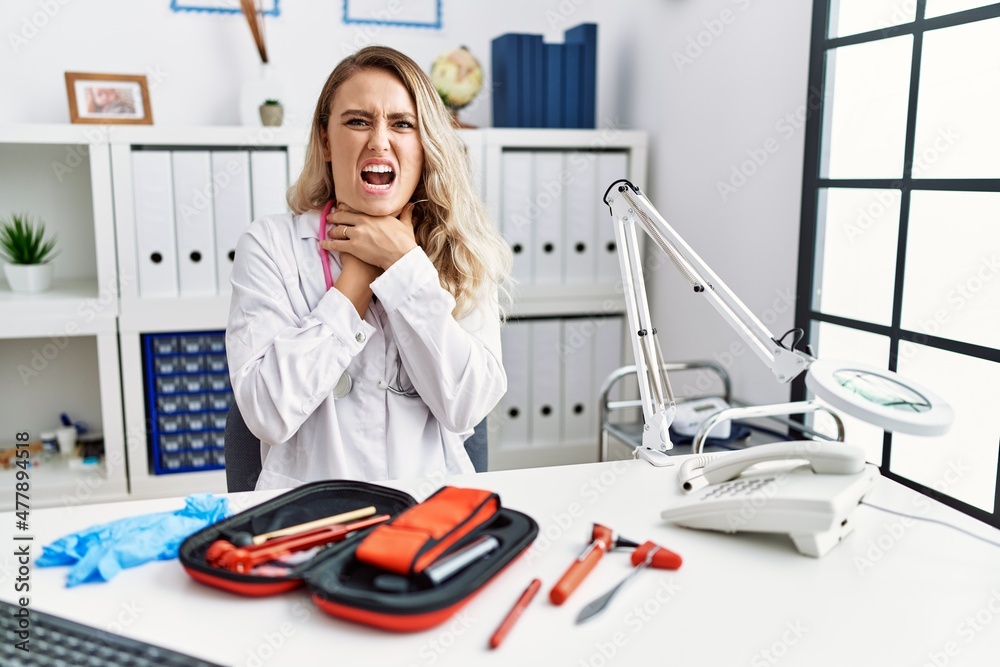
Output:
[[179, 480, 538, 632]]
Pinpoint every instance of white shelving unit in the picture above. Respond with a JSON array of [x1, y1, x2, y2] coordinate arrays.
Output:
[[110, 126, 307, 500], [484, 129, 648, 319], [110, 126, 308, 321], [0, 125, 126, 509], [0, 123, 646, 506], [481, 129, 648, 471]]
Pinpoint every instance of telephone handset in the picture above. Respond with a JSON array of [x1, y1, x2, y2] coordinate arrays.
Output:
[[661, 441, 877, 557]]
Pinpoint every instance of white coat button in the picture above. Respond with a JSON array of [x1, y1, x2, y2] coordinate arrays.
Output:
[[355, 332, 366, 343], [377, 380, 388, 390]]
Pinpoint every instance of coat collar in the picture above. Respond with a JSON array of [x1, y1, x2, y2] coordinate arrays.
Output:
[[297, 208, 323, 241]]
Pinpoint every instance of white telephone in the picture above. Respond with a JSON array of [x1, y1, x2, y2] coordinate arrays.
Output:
[[661, 441, 877, 557]]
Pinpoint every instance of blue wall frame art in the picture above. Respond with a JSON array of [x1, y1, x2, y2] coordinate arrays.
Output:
[[343, 0, 442, 29], [170, 1, 280, 17]]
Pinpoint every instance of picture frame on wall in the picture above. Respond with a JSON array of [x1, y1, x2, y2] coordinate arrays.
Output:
[[343, 0, 442, 29], [169, 0, 279, 16], [64, 72, 153, 125]]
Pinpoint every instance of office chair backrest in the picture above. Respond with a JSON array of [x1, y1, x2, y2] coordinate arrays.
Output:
[[465, 418, 489, 473], [224, 403, 263, 492], [223, 404, 490, 493]]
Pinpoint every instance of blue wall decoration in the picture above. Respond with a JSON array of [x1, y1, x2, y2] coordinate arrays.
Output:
[[343, 0, 442, 30], [170, 1, 280, 17]]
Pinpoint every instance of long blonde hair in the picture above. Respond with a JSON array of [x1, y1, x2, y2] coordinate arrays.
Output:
[[289, 46, 511, 319]]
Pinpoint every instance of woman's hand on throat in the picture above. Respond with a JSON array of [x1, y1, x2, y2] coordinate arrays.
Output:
[[319, 202, 418, 270]]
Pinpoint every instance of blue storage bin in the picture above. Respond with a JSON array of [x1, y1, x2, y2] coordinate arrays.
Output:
[[155, 357, 180, 375], [186, 431, 209, 451], [208, 392, 232, 411], [183, 393, 206, 413], [157, 395, 183, 414], [180, 354, 205, 374], [143, 331, 231, 475]]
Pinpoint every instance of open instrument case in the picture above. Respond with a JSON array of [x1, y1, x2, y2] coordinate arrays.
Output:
[[179, 480, 538, 631]]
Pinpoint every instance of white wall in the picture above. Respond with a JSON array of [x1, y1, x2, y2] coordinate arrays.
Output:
[[613, 0, 815, 405], [1, 0, 813, 406]]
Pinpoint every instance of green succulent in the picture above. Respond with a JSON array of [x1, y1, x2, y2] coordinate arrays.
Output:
[[262, 99, 281, 106], [0, 213, 58, 265]]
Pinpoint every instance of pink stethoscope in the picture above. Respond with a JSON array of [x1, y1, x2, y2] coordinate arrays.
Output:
[[317, 197, 426, 290], [317, 199, 417, 399], [318, 199, 337, 290], [319, 198, 356, 398]]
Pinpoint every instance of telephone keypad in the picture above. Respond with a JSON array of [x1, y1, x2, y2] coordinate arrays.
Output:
[[700, 476, 777, 500]]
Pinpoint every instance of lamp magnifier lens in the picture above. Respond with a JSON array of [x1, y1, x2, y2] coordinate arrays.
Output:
[[832, 369, 932, 414]]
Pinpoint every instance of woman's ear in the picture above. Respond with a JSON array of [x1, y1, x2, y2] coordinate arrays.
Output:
[[319, 127, 332, 162]]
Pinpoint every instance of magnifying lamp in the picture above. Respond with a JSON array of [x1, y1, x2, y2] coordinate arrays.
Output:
[[604, 179, 954, 466]]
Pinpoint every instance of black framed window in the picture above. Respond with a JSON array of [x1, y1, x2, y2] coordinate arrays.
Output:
[[796, 0, 1000, 528]]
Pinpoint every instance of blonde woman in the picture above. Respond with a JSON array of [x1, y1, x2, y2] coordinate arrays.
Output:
[[227, 46, 512, 490]]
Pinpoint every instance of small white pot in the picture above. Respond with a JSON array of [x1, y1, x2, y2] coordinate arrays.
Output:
[[259, 104, 284, 127], [239, 63, 285, 127], [4, 262, 54, 293]]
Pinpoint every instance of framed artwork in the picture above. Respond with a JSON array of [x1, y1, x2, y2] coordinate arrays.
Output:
[[343, 0, 442, 29], [64, 72, 153, 125], [169, 0, 279, 17]]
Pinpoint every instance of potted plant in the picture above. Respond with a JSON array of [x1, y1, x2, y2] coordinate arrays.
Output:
[[259, 99, 283, 127], [0, 213, 58, 293]]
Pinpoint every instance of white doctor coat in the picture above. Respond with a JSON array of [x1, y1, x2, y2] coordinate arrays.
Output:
[[226, 211, 506, 490]]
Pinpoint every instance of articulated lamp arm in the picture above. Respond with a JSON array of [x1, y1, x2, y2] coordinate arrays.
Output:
[[604, 180, 814, 462]]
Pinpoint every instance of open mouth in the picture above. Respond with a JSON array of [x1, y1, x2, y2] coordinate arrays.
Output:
[[361, 164, 396, 191]]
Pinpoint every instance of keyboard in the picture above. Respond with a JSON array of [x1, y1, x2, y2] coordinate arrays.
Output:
[[0, 599, 224, 667]]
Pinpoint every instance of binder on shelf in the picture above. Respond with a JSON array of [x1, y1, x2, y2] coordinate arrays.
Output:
[[495, 320, 531, 449], [563, 42, 585, 129], [521, 34, 545, 129], [250, 150, 290, 221], [212, 151, 253, 296], [543, 43, 565, 128], [596, 151, 629, 283], [500, 150, 534, 285], [564, 151, 598, 284], [492, 23, 597, 129], [565, 23, 598, 129], [132, 150, 179, 297], [171, 151, 218, 297], [561, 318, 597, 444], [529, 319, 563, 448], [491, 33, 523, 128], [531, 152, 564, 286]]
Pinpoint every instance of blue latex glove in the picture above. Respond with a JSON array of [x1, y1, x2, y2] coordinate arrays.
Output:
[[36, 494, 230, 587]]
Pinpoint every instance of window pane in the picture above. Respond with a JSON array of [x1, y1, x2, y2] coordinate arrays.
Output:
[[823, 36, 913, 178], [892, 345, 998, 513], [810, 322, 889, 463], [913, 17, 1000, 178], [829, 0, 916, 38], [925, 0, 997, 18], [814, 188, 900, 326], [901, 191, 1000, 349]]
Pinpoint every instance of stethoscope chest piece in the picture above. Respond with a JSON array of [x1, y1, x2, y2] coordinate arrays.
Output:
[[333, 371, 352, 399]]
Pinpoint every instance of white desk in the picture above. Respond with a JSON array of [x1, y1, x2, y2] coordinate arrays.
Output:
[[3, 459, 999, 666]]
